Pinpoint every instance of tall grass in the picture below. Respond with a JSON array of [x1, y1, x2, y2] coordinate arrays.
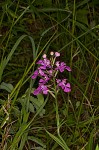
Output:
[[0, 0, 99, 149]]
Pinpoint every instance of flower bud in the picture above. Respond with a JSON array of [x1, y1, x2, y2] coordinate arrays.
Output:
[[55, 52, 60, 57], [50, 51, 54, 56], [42, 54, 47, 58]]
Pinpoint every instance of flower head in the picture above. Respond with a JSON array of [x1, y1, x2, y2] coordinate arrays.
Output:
[[64, 83, 71, 92], [38, 69, 45, 76], [57, 79, 71, 93], [33, 85, 48, 95], [37, 58, 51, 70], [55, 61, 66, 72], [55, 61, 71, 72], [31, 52, 71, 95], [39, 75, 50, 85]]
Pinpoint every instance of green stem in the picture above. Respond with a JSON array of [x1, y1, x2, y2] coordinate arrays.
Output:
[[55, 92, 60, 135], [53, 78, 70, 149], [53, 77, 60, 134]]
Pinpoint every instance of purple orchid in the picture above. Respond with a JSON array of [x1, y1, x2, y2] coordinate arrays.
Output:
[[57, 79, 67, 89], [55, 61, 66, 72], [55, 61, 71, 72], [33, 85, 48, 95], [39, 75, 50, 85], [56, 79, 71, 93], [38, 68, 45, 76], [31, 52, 71, 95], [37, 58, 51, 70], [64, 83, 71, 92]]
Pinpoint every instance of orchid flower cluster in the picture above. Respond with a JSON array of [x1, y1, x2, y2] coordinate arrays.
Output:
[[31, 52, 71, 96]]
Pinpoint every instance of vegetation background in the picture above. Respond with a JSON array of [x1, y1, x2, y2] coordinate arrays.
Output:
[[0, 0, 99, 149]]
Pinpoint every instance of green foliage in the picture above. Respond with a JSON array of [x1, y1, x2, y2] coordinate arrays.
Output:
[[0, 0, 99, 149], [0, 82, 13, 93]]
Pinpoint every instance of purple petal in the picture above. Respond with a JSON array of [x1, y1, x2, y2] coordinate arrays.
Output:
[[58, 79, 66, 89], [38, 69, 45, 76], [65, 66, 71, 72], [64, 83, 71, 92], [39, 79, 45, 84], [55, 62, 66, 72], [56, 61, 60, 67], [39, 66, 46, 70], [59, 67, 65, 72], [44, 58, 50, 65], [37, 60, 43, 64], [66, 83, 71, 88], [61, 62, 66, 66], [55, 52, 60, 57], [56, 79, 61, 84], [31, 70, 38, 79], [48, 70, 53, 75], [41, 85, 48, 95], [45, 75, 50, 81], [43, 90, 48, 94], [33, 86, 41, 95], [64, 87, 71, 93]]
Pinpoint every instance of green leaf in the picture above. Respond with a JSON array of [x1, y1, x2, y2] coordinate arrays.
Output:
[[28, 102, 34, 113], [19, 133, 28, 150], [7, 8, 17, 18], [76, 9, 88, 26], [37, 94, 44, 105], [46, 130, 70, 150], [0, 82, 14, 93], [30, 94, 45, 116], [95, 144, 99, 150], [86, 130, 94, 150], [10, 124, 28, 150], [28, 136, 46, 148]]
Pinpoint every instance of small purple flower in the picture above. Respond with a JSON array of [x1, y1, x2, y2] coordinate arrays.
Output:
[[64, 83, 71, 92], [37, 58, 51, 70], [57, 79, 71, 93], [55, 61, 71, 72], [37, 60, 43, 65], [38, 69, 45, 76], [33, 86, 41, 95], [41, 85, 48, 94], [33, 85, 48, 95], [39, 75, 49, 85], [39, 79, 46, 85], [58, 79, 67, 89], [44, 58, 50, 66], [55, 52, 60, 57], [31, 70, 38, 79], [55, 61, 66, 72]]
